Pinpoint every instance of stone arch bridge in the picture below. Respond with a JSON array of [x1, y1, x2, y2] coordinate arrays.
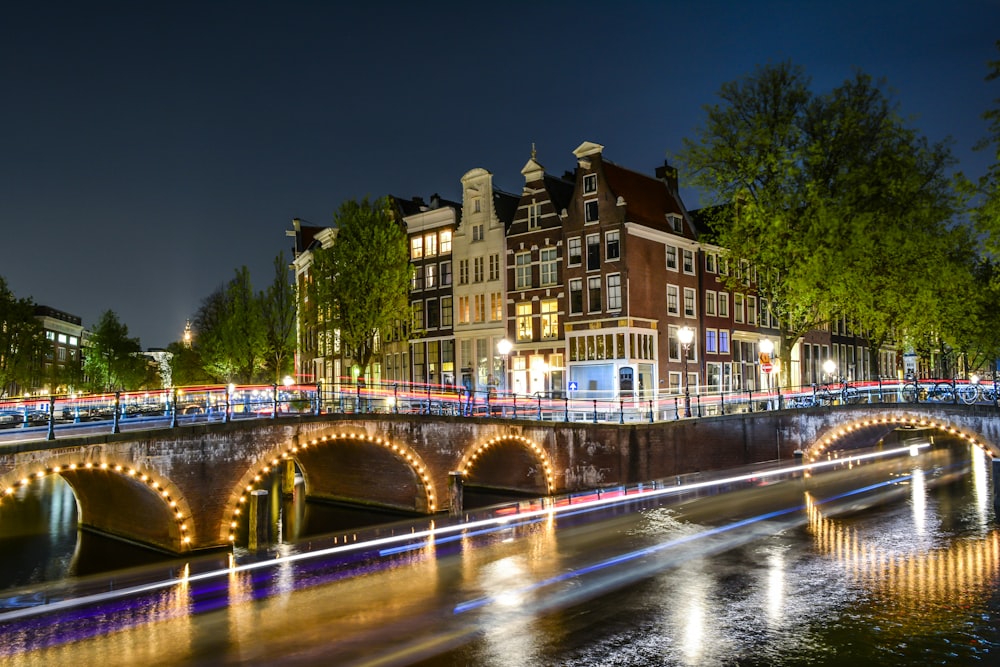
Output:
[[1, 404, 997, 554]]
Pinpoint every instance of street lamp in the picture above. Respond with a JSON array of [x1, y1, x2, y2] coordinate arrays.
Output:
[[678, 326, 694, 418], [823, 359, 837, 383], [496, 338, 513, 392]]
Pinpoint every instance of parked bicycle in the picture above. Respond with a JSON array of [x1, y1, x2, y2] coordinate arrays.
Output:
[[814, 376, 862, 406]]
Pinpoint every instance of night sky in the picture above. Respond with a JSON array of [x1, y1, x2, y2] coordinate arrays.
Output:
[[2, 1, 998, 349]]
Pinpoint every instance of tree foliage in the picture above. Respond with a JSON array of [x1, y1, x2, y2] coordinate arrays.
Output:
[[261, 251, 296, 383], [184, 255, 295, 385], [307, 197, 410, 377], [82, 310, 148, 392], [0, 276, 46, 397], [677, 62, 963, 382], [972, 41, 1000, 259]]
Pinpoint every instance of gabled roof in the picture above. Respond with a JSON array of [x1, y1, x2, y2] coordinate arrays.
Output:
[[493, 188, 520, 231], [602, 160, 689, 235]]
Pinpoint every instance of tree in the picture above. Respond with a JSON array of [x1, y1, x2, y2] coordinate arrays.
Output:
[[0, 276, 46, 397], [83, 310, 147, 392], [260, 251, 296, 384], [308, 197, 410, 378], [677, 62, 961, 383], [191, 267, 268, 384], [971, 41, 1000, 259]]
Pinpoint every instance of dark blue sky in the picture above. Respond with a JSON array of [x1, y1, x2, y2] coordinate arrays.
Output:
[[2, 1, 998, 349]]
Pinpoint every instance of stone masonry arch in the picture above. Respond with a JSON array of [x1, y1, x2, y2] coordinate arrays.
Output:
[[0, 457, 194, 553], [455, 434, 555, 495], [802, 412, 998, 462], [223, 429, 439, 545]]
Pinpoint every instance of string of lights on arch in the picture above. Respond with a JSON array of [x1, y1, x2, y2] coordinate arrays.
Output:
[[227, 431, 438, 544], [0, 461, 192, 548], [456, 434, 555, 494], [809, 415, 989, 462]]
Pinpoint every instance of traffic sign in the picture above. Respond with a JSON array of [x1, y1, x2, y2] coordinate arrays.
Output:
[[761, 362, 773, 374], [568, 381, 579, 391]]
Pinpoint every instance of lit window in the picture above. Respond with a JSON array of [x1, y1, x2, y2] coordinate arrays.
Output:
[[540, 299, 558, 339], [517, 302, 533, 341], [411, 237, 423, 259], [490, 292, 503, 321], [425, 233, 437, 257], [440, 230, 452, 253]]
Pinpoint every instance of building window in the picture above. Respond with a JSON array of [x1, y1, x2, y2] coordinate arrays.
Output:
[[441, 296, 453, 327], [606, 231, 620, 261], [473, 197, 481, 213], [441, 260, 452, 286], [411, 301, 424, 330], [760, 298, 770, 328], [426, 298, 439, 329], [719, 330, 730, 354], [474, 294, 486, 322], [528, 201, 541, 228], [705, 253, 716, 273], [426, 263, 437, 289], [540, 299, 558, 339], [706, 329, 717, 354], [666, 284, 679, 315], [458, 296, 470, 324], [718, 292, 729, 318], [705, 290, 716, 316], [411, 237, 423, 259], [473, 223, 484, 241], [459, 259, 469, 285], [585, 199, 599, 223], [588, 276, 602, 312], [586, 234, 600, 271], [683, 249, 694, 274], [607, 274, 622, 311], [474, 256, 484, 283], [668, 215, 683, 233], [515, 251, 531, 290], [568, 237, 582, 266], [517, 302, 532, 341], [425, 233, 437, 257], [666, 245, 677, 270], [584, 173, 597, 193], [411, 265, 424, 290], [684, 287, 696, 317], [540, 247, 558, 286], [734, 293, 745, 323], [569, 278, 583, 314], [440, 230, 452, 253], [489, 253, 500, 281], [490, 292, 503, 321], [747, 296, 757, 326]]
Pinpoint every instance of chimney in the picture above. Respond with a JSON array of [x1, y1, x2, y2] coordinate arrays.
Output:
[[656, 162, 679, 194], [430, 193, 441, 209]]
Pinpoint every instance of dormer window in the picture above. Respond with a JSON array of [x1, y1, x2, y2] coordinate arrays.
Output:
[[668, 214, 683, 233], [583, 173, 597, 194]]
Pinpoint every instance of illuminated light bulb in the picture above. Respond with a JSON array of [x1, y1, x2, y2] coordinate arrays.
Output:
[[254, 475, 262, 482], [161, 490, 169, 497], [85, 462, 93, 468], [239, 496, 246, 503], [4, 488, 13, 495], [170, 500, 177, 507], [183, 536, 191, 543], [152, 481, 159, 488], [228, 535, 235, 541], [20, 478, 28, 485], [230, 521, 237, 528], [175, 511, 182, 519], [115, 465, 123, 472], [140, 474, 147, 481], [180, 523, 187, 530], [234, 508, 241, 515], [129, 469, 137, 476], [100, 463, 108, 469], [69, 464, 77, 470], [262, 467, 269, 473]]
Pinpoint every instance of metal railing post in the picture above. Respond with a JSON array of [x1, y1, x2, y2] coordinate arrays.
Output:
[[112, 391, 121, 434], [619, 399, 624, 424], [674, 396, 679, 420], [272, 384, 278, 419], [649, 399, 654, 423], [513, 394, 518, 419], [171, 387, 178, 428], [564, 395, 569, 422], [46, 395, 56, 441], [536, 393, 542, 421], [592, 399, 598, 424]]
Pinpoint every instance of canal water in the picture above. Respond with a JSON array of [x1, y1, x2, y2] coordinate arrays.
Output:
[[0, 438, 997, 666]]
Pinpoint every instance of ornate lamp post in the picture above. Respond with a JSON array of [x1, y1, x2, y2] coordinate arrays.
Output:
[[678, 326, 694, 418]]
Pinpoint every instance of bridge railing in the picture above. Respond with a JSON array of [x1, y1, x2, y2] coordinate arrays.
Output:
[[1, 377, 996, 441]]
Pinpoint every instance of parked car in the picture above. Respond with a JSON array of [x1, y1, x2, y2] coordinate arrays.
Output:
[[0, 411, 21, 428]]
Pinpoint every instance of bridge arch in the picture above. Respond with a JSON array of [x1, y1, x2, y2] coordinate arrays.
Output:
[[456, 434, 555, 495], [0, 458, 194, 552], [224, 429, 439, 544], [805, 414, 996, 461]]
